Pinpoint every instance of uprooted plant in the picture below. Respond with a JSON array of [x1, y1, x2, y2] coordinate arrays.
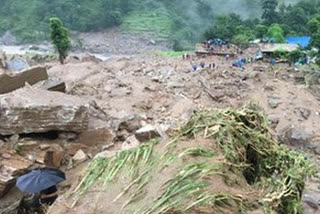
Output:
[[72, 107, 315, 214]]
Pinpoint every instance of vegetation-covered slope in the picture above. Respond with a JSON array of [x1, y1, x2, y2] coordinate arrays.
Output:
[[53, 107, 315, 214], [1, 0, 318, 46]]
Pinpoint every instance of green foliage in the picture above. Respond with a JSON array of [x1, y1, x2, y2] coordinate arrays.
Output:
[[232, 34, 250, 49], [272, 49, 289, 59], [287, 49, 303, 62], [255, 24, 268, 39], [267, 24, 285, 43], [262, 0, 279, 25], [49, 17, 71, 64]]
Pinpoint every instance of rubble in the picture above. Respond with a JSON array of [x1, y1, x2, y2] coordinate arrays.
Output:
[[268, 97, 280, 108], [122, 135, 141, 150], [43, 146, 64, 167], [294, 107, 311, 120], [72, 150, 88, 163], [0, 66, 48, 94], [0, 153, 32, 198], [0, 87, 90, 135], [33, 77, 66, 92], [135, 125, 161, 142]]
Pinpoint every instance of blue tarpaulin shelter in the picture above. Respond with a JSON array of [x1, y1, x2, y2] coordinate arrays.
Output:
[[285, 36, 311, 48]]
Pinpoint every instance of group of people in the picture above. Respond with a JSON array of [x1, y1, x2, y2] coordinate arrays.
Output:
[[205, 38, 231, 50], [191, 61, 216, 71], [232, 56, 254, 68]]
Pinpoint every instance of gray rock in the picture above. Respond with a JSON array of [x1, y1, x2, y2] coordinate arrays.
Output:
[[0, 87, 89, 135], [268, 97, 280, 108], [302, 189, 320, 213], [280, 126, 312, 148], [6, 58, 29, 72], [33, 77, 66, 93], [268, 115, 279, 125], [294, 107, 311, 120]]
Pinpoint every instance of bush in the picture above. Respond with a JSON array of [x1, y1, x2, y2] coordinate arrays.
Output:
[[232, 34, 250, 49]]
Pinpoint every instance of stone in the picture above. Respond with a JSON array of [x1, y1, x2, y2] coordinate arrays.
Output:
[[43, 146, 64, 168], [6, 58, 29, 72], [280, 126, 312, 148], [58, 132, 78, 141], [0, 50, 6, 69], [294, 107, 311, 120], [33, 77, 66, 93], [72, 150, 88, 163], [167, 81, 184, 89], [94, 150, 117, 159], [122, 135, 141, 150], [135, 125, 161, 142], [0, 87, 89, 135], [0, 154, 32, 198], [1, 153, 11, 159], [39, 144, 50, 151], [102, 143, 115, 151], [302, 189, 320, 213], [0, 66, 48, 94], [268, 97, 280, 108], [268, 115, 279, 125]]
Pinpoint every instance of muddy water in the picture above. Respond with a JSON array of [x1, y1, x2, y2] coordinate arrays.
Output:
[[0, 45, 111, 61]]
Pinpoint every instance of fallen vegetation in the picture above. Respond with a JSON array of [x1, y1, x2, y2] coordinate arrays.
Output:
[[71, 107, 315, 214]]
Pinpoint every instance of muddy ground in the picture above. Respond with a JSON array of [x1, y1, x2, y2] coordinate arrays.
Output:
[[1, 45, 320, 213]]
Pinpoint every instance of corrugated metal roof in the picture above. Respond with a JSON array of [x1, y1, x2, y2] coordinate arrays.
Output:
[[259, 43, 300, 53]]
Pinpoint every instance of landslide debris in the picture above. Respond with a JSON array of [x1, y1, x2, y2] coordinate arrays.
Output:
[[49, 107, 315, 214]]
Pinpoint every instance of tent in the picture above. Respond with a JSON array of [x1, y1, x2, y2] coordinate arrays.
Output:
[[285, 36, 311, 48]]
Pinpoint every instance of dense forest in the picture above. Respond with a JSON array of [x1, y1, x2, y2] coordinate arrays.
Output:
[[0, 0, 319, 48]]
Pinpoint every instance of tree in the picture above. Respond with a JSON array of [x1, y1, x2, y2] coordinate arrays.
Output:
[[267, 24, 285, 43], [232, 34, 250, 49], [262, 0, 279, 25], [255, 24, 268, 39], [49, 17, 71, 64]]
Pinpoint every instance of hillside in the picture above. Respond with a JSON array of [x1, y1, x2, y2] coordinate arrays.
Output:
[[0, 0, 317, 47]]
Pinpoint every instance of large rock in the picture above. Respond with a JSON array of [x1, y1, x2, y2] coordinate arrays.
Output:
[[0, 152, 32, 198], [135, 125, 161, 142], [0, 87, 90, 135], [33, 77, 66, 93], [279, 126, 312, 148], [6, 58, 29, 72], [0, 66, 48, 94]]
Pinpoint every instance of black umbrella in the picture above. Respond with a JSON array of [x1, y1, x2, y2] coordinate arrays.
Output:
[[16, 167, 66, 193]]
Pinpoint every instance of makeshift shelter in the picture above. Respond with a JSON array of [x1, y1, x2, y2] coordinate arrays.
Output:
[[286, 36, 311, 48], [258, 43, 300, 56]]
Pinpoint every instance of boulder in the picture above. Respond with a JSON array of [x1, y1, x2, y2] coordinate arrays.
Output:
[[302, 189, 320, 214], [43, 145, 64, 168], [6, 58, 29, 72], [33, 77, 66, 93], [0, 153, 32, 198], [280, 126, 312, 148], [0, 66, 48, 94], [0, 87, 90, 135], [135, 125, 161, 142]]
